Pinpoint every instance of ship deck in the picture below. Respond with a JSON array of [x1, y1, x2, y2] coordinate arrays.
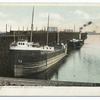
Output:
[[41, 49, 63, 54]]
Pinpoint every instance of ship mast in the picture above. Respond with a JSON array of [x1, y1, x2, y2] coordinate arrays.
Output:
[[30, 7, 34, 42], [13, 31, 15, 42], [73, 24, 75, 39], [47, 14, 50, 46], [79, 31, 81, 40]]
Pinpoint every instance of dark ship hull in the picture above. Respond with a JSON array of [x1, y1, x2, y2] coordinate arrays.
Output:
[[10, 47, 67, 77], [69, 40, 84, 49]]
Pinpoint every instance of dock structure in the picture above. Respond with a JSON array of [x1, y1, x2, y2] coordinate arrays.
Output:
[[0, 31, 87, 45], [0, 76, 99, 86], [0, 31, 87, 77]]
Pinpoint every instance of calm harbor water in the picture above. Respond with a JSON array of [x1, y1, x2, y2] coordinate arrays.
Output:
[[25, 35, 100, 83], [50, 35, 100, 83]]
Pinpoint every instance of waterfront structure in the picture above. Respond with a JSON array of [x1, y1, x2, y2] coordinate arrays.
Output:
[[63, 29, 73, 32], [86, 31, 100, 35], [9, 8, 67, 77], [48, 27, 58, 32]]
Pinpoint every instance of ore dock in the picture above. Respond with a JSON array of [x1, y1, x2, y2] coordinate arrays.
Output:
[[0, 30, 97, 86]]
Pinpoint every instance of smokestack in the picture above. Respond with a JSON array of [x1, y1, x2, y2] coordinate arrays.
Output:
[[14, 31, 15, 42], [57, 31, 59, 45], [6, 24, 7, 33], [79, 27, 82, 40]]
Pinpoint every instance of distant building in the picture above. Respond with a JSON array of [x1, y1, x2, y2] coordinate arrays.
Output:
[[86, 31, 100, 35], [48, 27, 58, 32], [63, 29, 73, 32], [70, 30, 73, 32], [39, 29, 44, 31]]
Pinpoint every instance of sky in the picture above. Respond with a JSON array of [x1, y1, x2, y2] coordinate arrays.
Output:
[[0, 3, 100, 32]]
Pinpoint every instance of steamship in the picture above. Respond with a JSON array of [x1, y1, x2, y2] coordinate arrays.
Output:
[[69, 39, 84, 49], [9, 8, 67, 77], [69, 28, 84, 49], [69, 22, 92, 49]]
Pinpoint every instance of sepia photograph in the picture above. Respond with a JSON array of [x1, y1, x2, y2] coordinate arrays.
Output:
[[0, 2, 100, 96]]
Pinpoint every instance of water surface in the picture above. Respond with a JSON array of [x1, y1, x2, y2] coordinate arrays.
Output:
[[50, 35, 100, 83], [24, 35, 100, 83]]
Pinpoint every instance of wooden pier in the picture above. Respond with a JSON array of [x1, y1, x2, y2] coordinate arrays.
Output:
[[0, 76, 99, 86]]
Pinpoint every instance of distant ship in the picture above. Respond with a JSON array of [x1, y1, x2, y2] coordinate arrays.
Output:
[[69, 22, 92, 49], [9, 8, 67, 77], [69, 27, 84, 49], [69, 39, 84, 49]]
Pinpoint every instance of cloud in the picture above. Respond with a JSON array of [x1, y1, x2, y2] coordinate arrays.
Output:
[[73, 10, 100, 20], [74, 10, 90, 19], [0, 12, 11, 18], [74, 10, 100, 20], [39, 13, 64, 21]]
